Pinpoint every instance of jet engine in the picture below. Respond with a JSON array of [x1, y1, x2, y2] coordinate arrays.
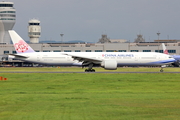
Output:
[[101, 60, 117, 70]]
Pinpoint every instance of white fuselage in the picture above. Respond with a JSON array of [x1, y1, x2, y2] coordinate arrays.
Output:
[[12, 52, 175, 66]]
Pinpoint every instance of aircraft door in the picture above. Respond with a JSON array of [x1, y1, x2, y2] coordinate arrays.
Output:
[[134, 55, 139, 65], [98, 54, 102, 59], [157, 55, 161, 60], [67, 56, 71, 61], [37, 55, 41, 61]]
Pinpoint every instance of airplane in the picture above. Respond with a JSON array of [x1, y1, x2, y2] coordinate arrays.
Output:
[[8, 30, 175, 72], [162, 43, 180, 67]]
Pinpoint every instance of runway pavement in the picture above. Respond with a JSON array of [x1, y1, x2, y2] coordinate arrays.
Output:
[[1, 71, 180, 73]]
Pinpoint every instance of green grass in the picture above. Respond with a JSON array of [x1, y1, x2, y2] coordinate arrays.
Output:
[[0, 68, 180, 119]]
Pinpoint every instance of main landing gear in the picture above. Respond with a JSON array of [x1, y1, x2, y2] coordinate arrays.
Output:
[[85, 69, 95, 72], [84, 63, 96, 72]]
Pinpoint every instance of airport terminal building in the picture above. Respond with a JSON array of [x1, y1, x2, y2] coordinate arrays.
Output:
[[0, 34, 180, 56]]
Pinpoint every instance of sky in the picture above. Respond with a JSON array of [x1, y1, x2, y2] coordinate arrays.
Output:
[[6, 0, 180, 42]]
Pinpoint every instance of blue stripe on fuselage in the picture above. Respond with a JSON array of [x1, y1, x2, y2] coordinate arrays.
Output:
[[149, 59, 175, 65]]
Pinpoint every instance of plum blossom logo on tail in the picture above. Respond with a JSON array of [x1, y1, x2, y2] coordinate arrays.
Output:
[[14, 40, 29, 53], [164, 49, 168, 54]]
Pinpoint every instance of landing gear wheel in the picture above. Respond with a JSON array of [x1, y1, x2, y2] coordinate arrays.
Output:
[[85, 69, 96, 72], [84, 63, 95, 72], [160, 69, 163, 72]]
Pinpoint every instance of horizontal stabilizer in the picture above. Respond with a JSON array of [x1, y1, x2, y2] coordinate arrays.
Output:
[[8, 54, 28, 58]]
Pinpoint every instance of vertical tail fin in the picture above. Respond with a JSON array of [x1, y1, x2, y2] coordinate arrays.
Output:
[[162, 43, 169, 54], [8, 30, 35, 54]]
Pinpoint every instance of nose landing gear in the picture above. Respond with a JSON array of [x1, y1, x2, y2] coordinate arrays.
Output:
[[160, 65, 166, 72]]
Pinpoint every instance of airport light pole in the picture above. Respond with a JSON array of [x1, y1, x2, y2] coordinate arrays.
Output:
[[60, 33, 64, 52], [128, 40, 130, 52], [60, 33, 64, 43], [157, 32, 160, 52]]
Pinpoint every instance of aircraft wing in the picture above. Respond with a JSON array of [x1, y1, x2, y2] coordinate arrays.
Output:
[[8, 54, 28, 58], [63, 53, 102, 63]]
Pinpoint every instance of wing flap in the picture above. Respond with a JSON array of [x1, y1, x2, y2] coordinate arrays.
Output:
[[63, 53, 102, 63]]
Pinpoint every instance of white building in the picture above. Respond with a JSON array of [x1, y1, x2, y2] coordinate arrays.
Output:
[[0, 42, 179, 54], [0, 2, 16, 44], [28, 19, 41, 43]]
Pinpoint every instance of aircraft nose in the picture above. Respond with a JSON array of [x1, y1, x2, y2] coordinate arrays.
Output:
[[171, 58, 176, 62]]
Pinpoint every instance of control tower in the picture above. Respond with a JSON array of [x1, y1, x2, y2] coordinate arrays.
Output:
[[0, 2, 16, 44], [28, 19, 41, 43]]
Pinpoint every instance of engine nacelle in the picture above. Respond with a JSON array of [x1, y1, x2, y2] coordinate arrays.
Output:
[[101, 60, 117, 70]]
